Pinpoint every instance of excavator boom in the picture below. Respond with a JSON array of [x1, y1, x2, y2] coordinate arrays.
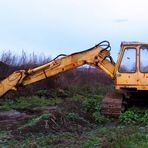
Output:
[[23, 45, 115, 86], [0, 41, 115, 97]]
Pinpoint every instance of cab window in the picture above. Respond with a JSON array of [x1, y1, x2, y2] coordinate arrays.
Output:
[[119, 48, 136, 73], [140, 46, 148, 72]]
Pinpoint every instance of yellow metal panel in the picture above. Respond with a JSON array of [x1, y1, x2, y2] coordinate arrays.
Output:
[[115, 43, 148, 91], [23, 47, 115, 86]]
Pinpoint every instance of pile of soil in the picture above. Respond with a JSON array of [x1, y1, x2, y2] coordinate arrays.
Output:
[[0, 100, 92, 133]]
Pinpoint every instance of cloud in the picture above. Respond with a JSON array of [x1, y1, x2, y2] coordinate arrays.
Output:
[[113, 19, 129, 23]]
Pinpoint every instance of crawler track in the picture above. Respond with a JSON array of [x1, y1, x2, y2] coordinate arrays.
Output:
[[101, 92, 123, 117]]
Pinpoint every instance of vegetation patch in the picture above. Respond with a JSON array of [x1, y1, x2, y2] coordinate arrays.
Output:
[[19, 113, 51, 129], [119, 107, 148, 125], [80, 138, 101, 148], [0, 96, 62, 110]]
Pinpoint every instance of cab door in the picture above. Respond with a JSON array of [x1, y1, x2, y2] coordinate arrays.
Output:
[[116, 47, 138, 88], [138, 46, 148, 89]]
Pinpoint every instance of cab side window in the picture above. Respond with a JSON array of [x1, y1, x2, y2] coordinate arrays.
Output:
[[119, 48, 136, 73], [140, 46, 148, 72]]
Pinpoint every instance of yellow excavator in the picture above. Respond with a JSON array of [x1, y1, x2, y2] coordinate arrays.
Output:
[[0, 41, 148, 117]]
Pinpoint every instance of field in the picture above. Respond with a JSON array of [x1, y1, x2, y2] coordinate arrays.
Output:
[[0, 53, 148, 148], [0, 85, 148, 148]]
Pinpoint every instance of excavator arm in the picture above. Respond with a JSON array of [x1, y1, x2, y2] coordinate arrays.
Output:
[[0, 41, 115, 97]]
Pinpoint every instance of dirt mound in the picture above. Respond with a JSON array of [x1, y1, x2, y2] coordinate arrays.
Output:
[[18, 109, 91, 134]]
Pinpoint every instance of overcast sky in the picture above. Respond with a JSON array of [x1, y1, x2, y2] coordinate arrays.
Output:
[[0, 0, 148, 61]]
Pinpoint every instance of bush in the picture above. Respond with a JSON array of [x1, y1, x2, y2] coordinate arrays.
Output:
[[119, 111, 140, 124], [82, 95, 102, 113], [119, 108, 148, 125], [82, 94, 109, 124]]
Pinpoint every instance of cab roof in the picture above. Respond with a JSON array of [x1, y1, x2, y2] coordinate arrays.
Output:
[[121, 41, 148, 46]]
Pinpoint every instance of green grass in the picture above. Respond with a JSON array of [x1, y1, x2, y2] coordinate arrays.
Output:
[[1, 125, 148, 148], [19, 113, 51, 130], [1, 86, 148, 147], [80, 138, 101, 148], [78, 126, 148, 148], [0, 96, 62, 110]]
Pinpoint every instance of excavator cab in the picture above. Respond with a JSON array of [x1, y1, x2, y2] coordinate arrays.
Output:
[[115, 42, 148, 91], [101, 42, 148, 117]]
